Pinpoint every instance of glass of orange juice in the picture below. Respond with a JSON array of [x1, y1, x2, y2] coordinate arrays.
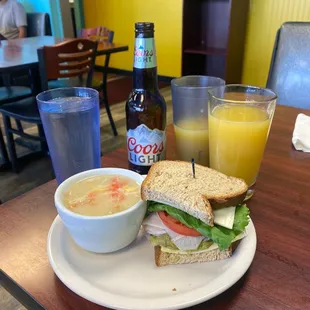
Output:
[[208, 85, 277, 199], [171, 76, 225, 166]]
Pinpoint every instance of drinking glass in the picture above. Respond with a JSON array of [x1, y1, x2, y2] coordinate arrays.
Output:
[[37, 87, 101, 184], [208, 85, 277, 199], [171, 75, 225, 166]]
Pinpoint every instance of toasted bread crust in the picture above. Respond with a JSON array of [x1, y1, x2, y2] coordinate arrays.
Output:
[[154, 246, 232, 267], [141, 161, 248, 225], [142, 161, 214, 225], [154, 240, 241, 267], [209, 192, 247, 209]]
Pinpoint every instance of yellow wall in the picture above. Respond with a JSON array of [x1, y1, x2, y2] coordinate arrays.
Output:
[[84, 0, 310, 82], [83, 0, 183, 77], [242, 0, 310, 87]]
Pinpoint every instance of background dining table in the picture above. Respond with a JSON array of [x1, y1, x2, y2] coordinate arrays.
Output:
[[0, 36, 129, 74], [1, 104, 310, 310], [0, 36, 128, 95]]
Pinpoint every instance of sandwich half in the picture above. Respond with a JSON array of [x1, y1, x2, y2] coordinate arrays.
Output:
[[141, 160, 250, 267]]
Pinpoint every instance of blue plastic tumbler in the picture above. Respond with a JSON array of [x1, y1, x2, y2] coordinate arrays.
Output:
[[36, 87, 101, 184]]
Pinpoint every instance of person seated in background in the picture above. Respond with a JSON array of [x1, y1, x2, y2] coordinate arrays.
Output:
[[0, 0, 27, 40]]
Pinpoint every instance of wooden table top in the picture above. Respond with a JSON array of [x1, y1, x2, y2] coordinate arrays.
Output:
[[0, 36, 128, 73], [1, 105, 310, 310]]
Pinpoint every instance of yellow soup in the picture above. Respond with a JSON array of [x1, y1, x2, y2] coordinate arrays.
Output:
[[174, 118, 209, 166], [63, 175, 140, 216], [209, 104, 271, 185]]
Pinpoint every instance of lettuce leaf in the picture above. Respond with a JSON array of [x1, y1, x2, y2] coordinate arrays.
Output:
[[147, 201, 250, 251]]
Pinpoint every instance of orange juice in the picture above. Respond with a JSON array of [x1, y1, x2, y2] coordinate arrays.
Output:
[[209, 105, 271, 185], [174, 118, 209, 166]]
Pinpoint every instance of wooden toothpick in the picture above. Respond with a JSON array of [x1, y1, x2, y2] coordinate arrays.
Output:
[[191, 158, 196, 178]]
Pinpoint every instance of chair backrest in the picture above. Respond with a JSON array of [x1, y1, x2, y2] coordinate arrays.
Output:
[[27, 13, 52, 37], [80, 26, 114, 43], [267, 22, 310, 109], [37, 38, 98, 91], [80, 26, 101, 39]]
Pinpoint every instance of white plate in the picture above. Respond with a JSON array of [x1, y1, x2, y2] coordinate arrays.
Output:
[[47, 215, 256, 310]]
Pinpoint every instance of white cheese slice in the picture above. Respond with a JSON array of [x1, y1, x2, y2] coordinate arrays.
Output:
[[160, 231, 246, 254], [213, 206, 236, 229]]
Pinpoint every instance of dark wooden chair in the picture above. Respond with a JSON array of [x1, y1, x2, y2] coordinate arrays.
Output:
[[0, 38, 98, 172], [80, 26, 102, 40], [80, 26, 114, 42], [267, 22, 310, 109], [27, 12, 52, 37], [80, 26, 117, 136], [38, 38, 98, 90]]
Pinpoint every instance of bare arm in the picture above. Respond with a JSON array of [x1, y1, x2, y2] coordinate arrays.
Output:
[[18, 26, 27, 38], [14, 2, 27, 38]]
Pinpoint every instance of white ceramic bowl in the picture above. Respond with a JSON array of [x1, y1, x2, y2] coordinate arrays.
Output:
[[54, 168, 146, 253]]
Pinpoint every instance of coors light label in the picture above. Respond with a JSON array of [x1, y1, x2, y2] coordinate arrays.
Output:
[[127, 124, 166, 166], [134, 38, 156, 69]]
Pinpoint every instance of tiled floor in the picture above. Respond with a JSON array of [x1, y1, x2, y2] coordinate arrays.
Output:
[[0, 286, 26, 310]]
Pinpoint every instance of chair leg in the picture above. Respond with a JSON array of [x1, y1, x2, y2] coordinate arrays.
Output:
[[2, 74, 11, 87], [0, 126, 9, 164], [102, 73, 118, 136], [3, 116, 19, 173], [37, 124, 47, 153], [15, 119, 24, 133], [28, 67, 41, 94]]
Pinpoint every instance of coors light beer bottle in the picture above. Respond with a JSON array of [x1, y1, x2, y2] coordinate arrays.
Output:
[[126, 22, 167, 174]]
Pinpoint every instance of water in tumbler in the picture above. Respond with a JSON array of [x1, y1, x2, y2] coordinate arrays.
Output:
[[39, 96, 101, 184]]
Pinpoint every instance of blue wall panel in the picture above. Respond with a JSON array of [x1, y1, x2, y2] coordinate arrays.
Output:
[[18, 0, 64, 37]]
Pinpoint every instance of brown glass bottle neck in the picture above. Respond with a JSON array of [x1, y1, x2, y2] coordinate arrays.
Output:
[[135, 31, 154, 39], [133, 67, 158, 91], [133, 34, 158, 91]]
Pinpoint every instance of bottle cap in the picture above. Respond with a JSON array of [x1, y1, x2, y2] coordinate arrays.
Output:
[[135, 22, 154, 33]]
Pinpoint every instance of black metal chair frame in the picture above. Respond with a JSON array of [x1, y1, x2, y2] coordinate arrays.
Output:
[[93, 29, 118, 136], [0, 75, 34, 170], [0, 12, 52, 165], [0, 126, 9, 166], [2, 112, 46, 172]]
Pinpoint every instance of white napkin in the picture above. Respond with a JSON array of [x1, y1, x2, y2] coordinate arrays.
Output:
[[292, 113, 310, 152]]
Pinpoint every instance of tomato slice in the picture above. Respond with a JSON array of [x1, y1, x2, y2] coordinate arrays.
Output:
[[158, 211, 201, 237]]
